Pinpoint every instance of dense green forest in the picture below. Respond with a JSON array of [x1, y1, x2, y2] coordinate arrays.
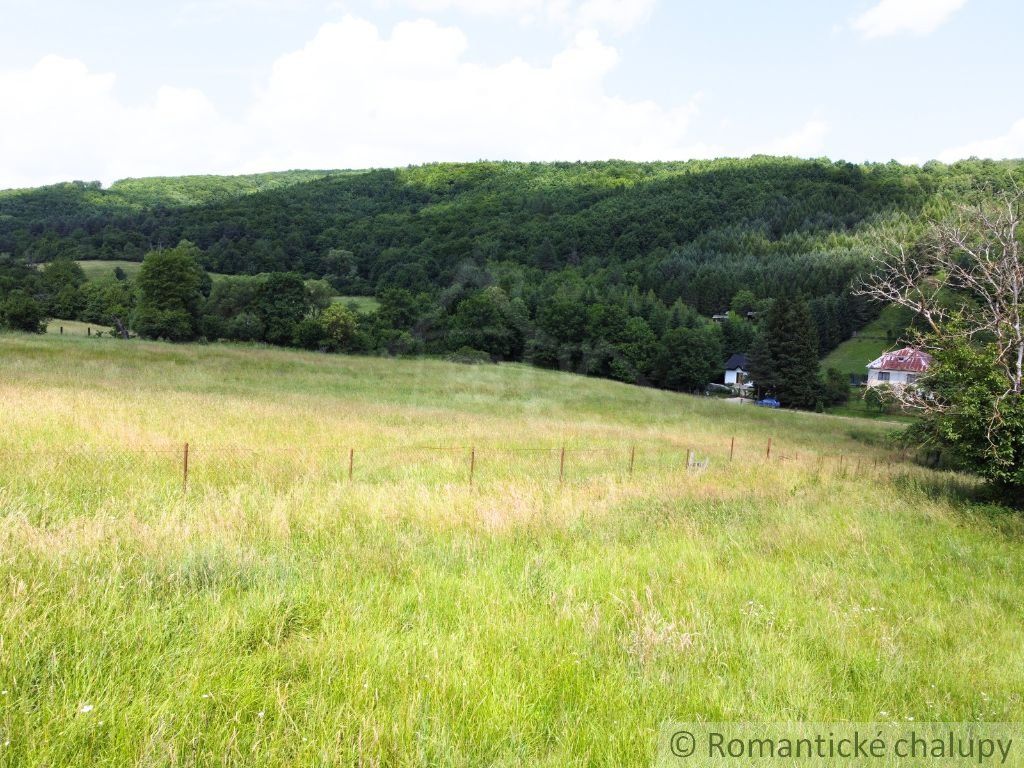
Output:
[[1, 157, 1020, 403]]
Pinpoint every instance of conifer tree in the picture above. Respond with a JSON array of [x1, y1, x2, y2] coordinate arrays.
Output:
[[749, 296, 821, 408]]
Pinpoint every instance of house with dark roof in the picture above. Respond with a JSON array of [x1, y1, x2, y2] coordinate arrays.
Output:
[[724, 353, 752, 389], [866, 347, 932, 387]]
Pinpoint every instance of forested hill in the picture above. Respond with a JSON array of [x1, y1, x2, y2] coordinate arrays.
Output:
[[2, 158, 1018, 311], [1, 157, 1021, 400]]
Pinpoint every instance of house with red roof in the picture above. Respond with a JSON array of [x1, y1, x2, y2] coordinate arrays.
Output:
[[866, 347, 932, 388]]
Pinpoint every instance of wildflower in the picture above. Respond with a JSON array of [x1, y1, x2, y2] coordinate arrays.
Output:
[[79, 704, 94, 714]]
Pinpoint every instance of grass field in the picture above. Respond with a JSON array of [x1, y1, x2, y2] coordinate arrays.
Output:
[[71, 260, 144, 281], [824, 394, 918, 424], [44, 319, 114, 337], [823, 306, 919, 422], [70, 260, 231, 284], [332, 295, 380, 313], [1, 331, 1021, 766], [822, 306, 914, 379]]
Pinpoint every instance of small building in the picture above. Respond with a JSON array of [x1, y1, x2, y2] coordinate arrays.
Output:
[[724, 353, 752, 388], [866, 347, 932, 387]]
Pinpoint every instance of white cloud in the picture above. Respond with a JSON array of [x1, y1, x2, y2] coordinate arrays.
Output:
[[0, 56, 237, 188], [852, 0, 967, 38], [667, 119, 830, 161], [752, 119, 829, 157], [400, 0, 655, 33], [938, 118, 1024, 162], [244, 17, 696, 170], [0, 16, 704, 187], [0, 14, 836, 189]]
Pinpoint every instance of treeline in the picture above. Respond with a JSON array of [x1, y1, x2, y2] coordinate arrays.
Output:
[[0, 238, 869, 408], [2, 157, 1021, 405]]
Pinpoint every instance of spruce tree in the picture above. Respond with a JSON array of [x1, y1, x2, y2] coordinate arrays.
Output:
[[749, 296, 822, 409]]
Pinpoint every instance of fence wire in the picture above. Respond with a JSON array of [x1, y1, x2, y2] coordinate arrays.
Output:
[[0, 438, 915, 499]]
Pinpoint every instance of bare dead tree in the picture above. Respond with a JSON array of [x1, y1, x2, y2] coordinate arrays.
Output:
[[857, 185, 1023, 423]]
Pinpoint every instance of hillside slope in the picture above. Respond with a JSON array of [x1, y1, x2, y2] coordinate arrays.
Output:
[[1, 331, 1021, 765], [822, 305, 915, 378], [3, 158, 1020, 314]]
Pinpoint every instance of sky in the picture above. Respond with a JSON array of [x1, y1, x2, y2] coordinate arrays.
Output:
[[0, 0, 1022, 189]]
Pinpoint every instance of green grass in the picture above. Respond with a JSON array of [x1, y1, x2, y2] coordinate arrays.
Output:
[[44, 319, 114, 337], [0, 331, 1021, 766], [824, 389, 918, 424], [823, 306, 914, 379], [71, 259, 144, 281], [332, 294, 380, 313], [68, 260, 230, 283]]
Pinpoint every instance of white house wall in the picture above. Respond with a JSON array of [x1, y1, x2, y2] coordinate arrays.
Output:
[[867, 370, 917, 387]]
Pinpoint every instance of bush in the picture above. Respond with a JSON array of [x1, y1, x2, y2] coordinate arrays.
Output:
[[822, 367, 851, 406], [131, 307, 194, 342], [446, 346, 493, 365], [1, 291, 46, 333], [320, 303, 358, 351], [226, 312, 264, 342], [293, 316, 327, 350]]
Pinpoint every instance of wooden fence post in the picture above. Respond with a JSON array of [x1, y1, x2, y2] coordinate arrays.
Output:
[[766, 438, 772, 461], [628, 444, 635, 476], [469, 446, 476, 485], [730, 436, 735, 461], [182, 442, 189, 494], [559, 446, 566, 484], [348, 448, 354, 481], [686, 449, 694, 469]]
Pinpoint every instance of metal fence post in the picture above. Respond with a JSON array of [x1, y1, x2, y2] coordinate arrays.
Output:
[[182, 442, 189, 493]]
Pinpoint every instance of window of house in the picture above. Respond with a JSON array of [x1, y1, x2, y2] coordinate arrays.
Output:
[[878, 371, 890, 382]]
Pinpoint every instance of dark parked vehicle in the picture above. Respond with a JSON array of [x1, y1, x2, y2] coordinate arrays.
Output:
[[756, 398, 781, 408]]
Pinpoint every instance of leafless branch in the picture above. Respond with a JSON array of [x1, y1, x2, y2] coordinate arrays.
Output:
[[858, 185, 1023, 446]]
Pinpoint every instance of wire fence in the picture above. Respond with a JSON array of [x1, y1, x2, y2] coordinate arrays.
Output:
[[0, 436, 916, 497]]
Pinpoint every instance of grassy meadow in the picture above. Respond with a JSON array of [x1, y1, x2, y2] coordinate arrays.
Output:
[[67, 260, 231, 284], [822, 305, 914, 379], [0, 331, 1022, 766], [44, 319, 114, 337], [332, 295, 381, 314], [73, 259, 145, 281]]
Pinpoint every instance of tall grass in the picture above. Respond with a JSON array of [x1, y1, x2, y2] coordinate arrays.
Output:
[[0, 332, 1021, 766]]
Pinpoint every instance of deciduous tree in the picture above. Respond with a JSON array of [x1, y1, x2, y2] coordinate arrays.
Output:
[[860, 186, 1024, 501]]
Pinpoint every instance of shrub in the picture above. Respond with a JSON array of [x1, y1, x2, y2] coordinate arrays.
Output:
[[446, 346, 493, 365], [1, 291, 46, 333], [822, 367, 851, 406], [293, 316, 327, 350], [320, 303, 358, 351]]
